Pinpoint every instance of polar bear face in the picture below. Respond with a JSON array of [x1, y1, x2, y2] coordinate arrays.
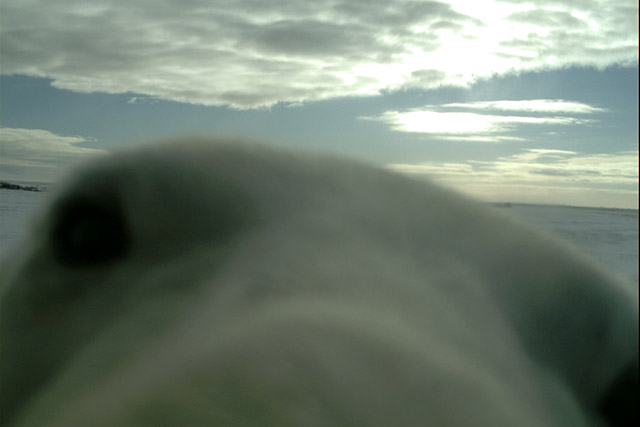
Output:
[[1, 139, 637, 426]]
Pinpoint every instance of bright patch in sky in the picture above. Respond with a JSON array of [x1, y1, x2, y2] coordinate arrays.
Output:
[[369, 109, 588, 134], [363, 99, 601, 141]]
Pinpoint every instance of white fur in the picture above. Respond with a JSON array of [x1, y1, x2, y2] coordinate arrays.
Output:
[[1, 139, 637, 426]]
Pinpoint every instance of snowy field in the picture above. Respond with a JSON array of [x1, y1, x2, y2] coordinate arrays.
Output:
[[1, 189, 52, 261], [508, 203, 638, 285], [1, 188, 638, 285]]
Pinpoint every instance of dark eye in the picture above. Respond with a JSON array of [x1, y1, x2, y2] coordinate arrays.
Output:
[[52, 197, 131, 267]]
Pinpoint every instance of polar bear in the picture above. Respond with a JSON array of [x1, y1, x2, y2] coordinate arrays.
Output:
[[0, 138, 637, 426]]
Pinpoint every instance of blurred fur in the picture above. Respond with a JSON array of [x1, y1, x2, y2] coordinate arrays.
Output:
[[1, 138, 637, 426]]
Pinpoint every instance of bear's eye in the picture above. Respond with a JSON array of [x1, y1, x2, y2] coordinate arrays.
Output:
[[52, 196, 130, 268]]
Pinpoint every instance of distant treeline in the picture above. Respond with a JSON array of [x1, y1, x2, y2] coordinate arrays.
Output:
[[0, 181, 47, 192]]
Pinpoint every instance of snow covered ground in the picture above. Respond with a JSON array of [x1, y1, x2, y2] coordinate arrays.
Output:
[[1, 188, 638, 284], [507, 204, 638, 285], [1, 189, 51, 259]]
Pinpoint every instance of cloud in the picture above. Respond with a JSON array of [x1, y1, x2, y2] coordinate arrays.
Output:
[[361, 99, 601, 141], [498, 0, 638, 67], [1, 0, 637, 108], [0, 128, 105, 183], [440, 99, 609, 114], [388, 149, 639, 208], [368, 110, 590, 134]]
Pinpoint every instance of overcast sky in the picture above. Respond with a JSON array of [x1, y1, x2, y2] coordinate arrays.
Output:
[[1, 0, 638, 208]]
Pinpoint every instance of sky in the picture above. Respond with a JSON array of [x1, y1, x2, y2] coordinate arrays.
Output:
[[1, 0, 638, 208]]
